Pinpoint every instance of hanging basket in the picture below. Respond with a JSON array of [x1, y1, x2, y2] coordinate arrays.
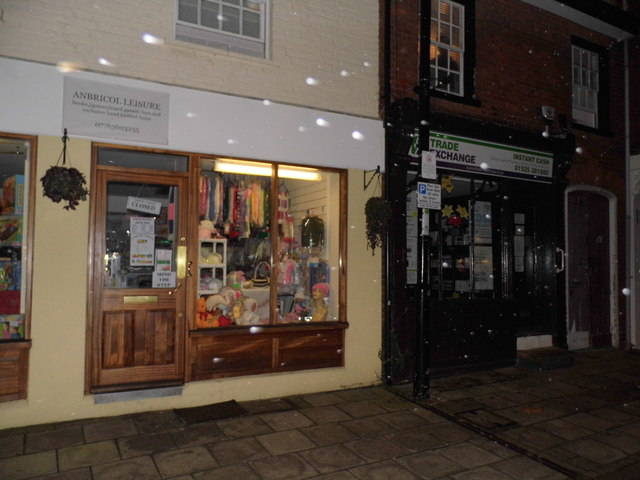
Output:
[[41, 166, 89, 210], [365, 196, 391, 255], [40, 129, 89, 210]]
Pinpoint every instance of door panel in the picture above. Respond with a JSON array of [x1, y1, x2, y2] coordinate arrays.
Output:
[[567, 190, 611, 347], [88, 160, 189, 392]]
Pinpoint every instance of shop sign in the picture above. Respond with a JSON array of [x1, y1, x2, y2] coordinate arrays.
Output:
[[410, 130, 554, 183], [153, 271, 176, 288], [127, 196, 162, 215], [63, 77, 169, 145], [429, 132, 553, 182]]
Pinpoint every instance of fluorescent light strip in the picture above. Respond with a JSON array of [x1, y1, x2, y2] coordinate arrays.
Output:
[[214, 161, 320, 181]]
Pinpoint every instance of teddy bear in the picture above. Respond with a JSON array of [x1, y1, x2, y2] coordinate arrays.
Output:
[[196, 297, 219, 328]]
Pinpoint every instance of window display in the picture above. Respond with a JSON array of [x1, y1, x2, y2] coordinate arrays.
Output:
[[427, 174, 502, 300], [0, 145, 29, 340], [0, 135, 33, 402], [196, 158, 341, 329]]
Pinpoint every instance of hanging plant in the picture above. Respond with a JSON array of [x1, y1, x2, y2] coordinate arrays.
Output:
[[41, 129, 89, 210], [365, 196, 391, 255]]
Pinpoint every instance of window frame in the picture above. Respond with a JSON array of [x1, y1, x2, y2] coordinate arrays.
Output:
[[0, 133, 37, 402], [571, 37, 610, 134], [195, 156, 347, 329], [174, 0, 270, 59], [429, 0, 478, 105]]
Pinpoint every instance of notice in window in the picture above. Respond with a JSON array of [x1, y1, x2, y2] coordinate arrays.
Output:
[[474, 201, 492, 244], [474, 245, 494, 290]]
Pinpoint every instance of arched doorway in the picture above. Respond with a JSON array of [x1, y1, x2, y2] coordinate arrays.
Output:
[[565, 186, 617, 349]]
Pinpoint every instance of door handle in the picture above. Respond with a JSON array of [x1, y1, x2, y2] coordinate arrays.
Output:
[[555, 247, 565, 273]]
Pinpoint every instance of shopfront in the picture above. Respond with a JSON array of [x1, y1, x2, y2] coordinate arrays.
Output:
[[385, 116, 573, 382], [87, 146, 346, 393], [0, 58, 384, 428]]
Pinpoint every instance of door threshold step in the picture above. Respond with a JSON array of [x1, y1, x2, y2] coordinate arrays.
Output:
[[517, 347, 575, 370]]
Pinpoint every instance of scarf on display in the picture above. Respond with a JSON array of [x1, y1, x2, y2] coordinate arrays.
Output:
[[200, 173, 269, 238]]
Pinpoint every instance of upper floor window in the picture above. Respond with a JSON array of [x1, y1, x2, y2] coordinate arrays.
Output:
[[572, 45, 599, 129], [431, 0, 465, 96], [176, 0, 268, 58]]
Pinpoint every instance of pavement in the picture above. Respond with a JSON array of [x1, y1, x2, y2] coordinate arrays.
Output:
[[2, 348, 640, 479]]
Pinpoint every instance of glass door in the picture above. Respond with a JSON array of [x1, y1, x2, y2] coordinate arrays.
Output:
[[88, 149, 190, 393]]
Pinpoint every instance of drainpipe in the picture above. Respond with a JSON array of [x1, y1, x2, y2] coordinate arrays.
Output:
[[623, 0, 633, 349], [413, 0, 431, 400], [383, 0, 393, 381]]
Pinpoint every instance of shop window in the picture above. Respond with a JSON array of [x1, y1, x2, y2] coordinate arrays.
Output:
[[175, 0, 269, 58], [427, 174, 503, 300], [430, 0, 475, 101], [571, 38, 609, 132], [0, 134, 35, 401], [196, 158, 342, 329]]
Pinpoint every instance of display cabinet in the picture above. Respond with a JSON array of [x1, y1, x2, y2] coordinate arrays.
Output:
[[198, 238, 227, 295]]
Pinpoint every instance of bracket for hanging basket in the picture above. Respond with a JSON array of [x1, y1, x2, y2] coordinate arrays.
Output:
[[40, 128, 89, 210]]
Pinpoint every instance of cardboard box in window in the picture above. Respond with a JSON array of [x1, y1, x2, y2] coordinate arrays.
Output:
[[2, 175, 24, 215], [1, 314, 24, 339], [0, 217, 21, 245]]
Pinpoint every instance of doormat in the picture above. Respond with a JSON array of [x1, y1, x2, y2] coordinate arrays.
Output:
[[175, 399, 248, 424]]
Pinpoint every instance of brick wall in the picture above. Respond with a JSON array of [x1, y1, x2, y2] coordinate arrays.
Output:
[[385, 0, 629, 208], [384, 0, 635, 346], [0, 0, 379, 118]]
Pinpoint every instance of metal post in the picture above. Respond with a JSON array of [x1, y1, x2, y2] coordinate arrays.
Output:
[[413, 0, 431, 400]]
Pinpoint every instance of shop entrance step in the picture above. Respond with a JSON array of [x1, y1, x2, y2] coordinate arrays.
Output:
[[517, 346, 575, 370]]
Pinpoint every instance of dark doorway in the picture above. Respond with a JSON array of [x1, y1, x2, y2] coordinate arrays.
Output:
[[567, 189, 612, 348]]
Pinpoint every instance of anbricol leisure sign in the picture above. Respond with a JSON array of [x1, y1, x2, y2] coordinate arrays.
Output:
[[411, 131, 554, 183]]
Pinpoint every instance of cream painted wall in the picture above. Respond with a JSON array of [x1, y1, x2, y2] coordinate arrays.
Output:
[[0, 0, 379, 119], [0, 139, 382, 428]]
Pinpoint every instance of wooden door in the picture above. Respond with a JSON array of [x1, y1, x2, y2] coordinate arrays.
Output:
[[567, 190, 611, 347], [87, 163, 190, 393]]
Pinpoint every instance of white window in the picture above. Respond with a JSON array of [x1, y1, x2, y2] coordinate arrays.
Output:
[[175, 0, 268, 58], [572, 45, 599, 128], [431, 0, 464, 96]]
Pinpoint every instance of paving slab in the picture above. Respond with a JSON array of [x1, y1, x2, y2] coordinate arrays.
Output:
[[0, 432, 24, 458], [348, 459, 422, 480], [258, 409, 315, 431], [117, 431, 177, 458], [58, 441, 120, 471], [395, 449, 465, 478], [216, 415, 273, 439], [154, 445, 217, 477], [299, 405, 352, 424], [25, 424, 84, 453], [345, 436, 407, 461], [0, 450, 57, 480], [36, 468, 93, 480], [169, 422, 226, 447], [83, 418, 138, 442], [91, 456, 160, 480], [300, 444, 366, 473], [208, 436, 270, 465], [256, 429, 317, 455], [193, 462, 262, 480], [300, 422, 359, 446], [250, 452, 318, 479]]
